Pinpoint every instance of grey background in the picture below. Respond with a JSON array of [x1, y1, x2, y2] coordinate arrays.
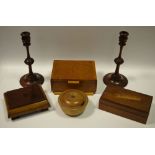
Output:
[[0, 26, 155, 68]]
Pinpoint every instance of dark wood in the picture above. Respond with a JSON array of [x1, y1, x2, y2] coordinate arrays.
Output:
[[99, 86, 153, 124], [51, 60, 97, 95], [20, 31, 44, 87], [4, 84, 50, 119], [103, 31, 129, 87]]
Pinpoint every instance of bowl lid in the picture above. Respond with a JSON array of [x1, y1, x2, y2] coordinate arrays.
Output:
[[58, 89, 88, 107]]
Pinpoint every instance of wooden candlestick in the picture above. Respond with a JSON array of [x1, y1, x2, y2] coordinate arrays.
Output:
[[20, 31, 44, 87], [103, 31, 129, 87]]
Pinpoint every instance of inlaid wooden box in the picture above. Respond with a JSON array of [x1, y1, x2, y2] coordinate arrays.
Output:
[[4, 84, 50, 120], [99, 86, 153, 124], [51, 60, 97, 95]]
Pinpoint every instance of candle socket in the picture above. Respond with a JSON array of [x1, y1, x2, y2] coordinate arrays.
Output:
[[20, 31, 44, 87], [103, 31, 129, 87]]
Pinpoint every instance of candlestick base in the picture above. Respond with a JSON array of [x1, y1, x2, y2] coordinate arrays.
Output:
[[103, 73, 128, 87], [20, 73, 44, 87]]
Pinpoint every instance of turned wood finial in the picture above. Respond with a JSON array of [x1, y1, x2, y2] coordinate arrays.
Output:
[[21, 31, 31, 46], [119, 31, 129, 46]]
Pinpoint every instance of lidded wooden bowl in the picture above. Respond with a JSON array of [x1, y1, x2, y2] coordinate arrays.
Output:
[[58, 89, 88, 116]]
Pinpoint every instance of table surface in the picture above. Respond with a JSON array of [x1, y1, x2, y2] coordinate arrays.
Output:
[[0, 65, 155, 128]]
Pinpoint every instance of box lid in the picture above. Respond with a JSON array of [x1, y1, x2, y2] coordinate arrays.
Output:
[[51, 60, 97, 80], [4, 84, 48, 110], [101, 86, 153, 113]]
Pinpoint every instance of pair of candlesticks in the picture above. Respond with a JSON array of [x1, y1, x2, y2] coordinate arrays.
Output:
[[20, 31, 129, 88]]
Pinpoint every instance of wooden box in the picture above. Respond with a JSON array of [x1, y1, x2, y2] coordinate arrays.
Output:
[[4, 84, 50, 120], [99, 86, 153, 124], [51, 60, 97, 95]]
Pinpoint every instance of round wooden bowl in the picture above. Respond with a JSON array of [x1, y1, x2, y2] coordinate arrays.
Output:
[[58, 89, 88, 116]]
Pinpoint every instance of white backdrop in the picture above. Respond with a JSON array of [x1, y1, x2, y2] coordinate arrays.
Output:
[[0, 26, 155, 127]]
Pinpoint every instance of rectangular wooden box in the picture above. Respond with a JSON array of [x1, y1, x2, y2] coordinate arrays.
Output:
[[51, 60, 97, 95], [99, 86, 153, 124], [4, 84, 50, 120]]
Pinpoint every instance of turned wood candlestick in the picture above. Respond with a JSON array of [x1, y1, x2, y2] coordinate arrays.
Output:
[[103, 31, 129, 87], [20, 31, 44, 87]]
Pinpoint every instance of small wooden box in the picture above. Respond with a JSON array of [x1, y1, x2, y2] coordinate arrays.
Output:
[[51, 60, 97, 95], [99, 86, 153, 124], [4, 84, 50, 120]]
